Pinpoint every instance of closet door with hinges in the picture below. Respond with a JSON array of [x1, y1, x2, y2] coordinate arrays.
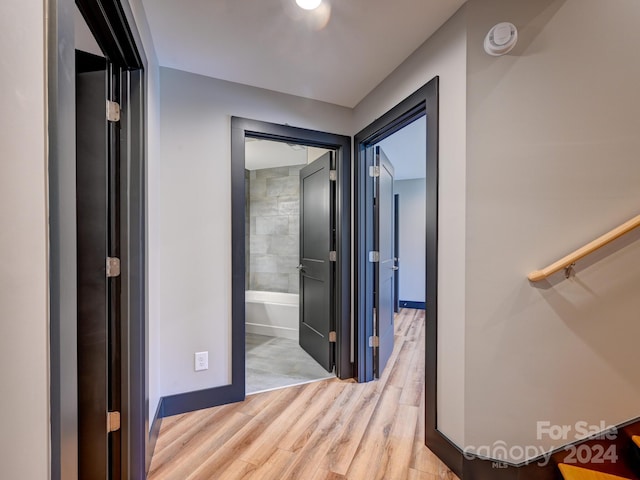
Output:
[[76, 49, 122, 480], [373, 146, 395, 377]]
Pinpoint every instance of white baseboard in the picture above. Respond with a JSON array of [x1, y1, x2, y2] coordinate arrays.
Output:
[[246, 322, 298, 340]]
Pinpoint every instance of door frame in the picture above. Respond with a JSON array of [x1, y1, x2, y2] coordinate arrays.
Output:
[[353, 77, 461, 473], [231, 117, 353, 393], [48, 0, 147, 478], [354, 80, 437, 382]]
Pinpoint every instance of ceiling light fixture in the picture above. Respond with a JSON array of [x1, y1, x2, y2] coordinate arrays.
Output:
[[296, 0, 322, 10]]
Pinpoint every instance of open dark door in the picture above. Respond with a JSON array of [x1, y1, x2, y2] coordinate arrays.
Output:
[[299, 152, 335, 372], [393, 194, 400, 313], [76, 50, 121, 479], [374, 146, 395, 377]]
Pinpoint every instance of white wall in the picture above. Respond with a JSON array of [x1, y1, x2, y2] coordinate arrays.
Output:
[[394, 179, 426, 303], [354, 5, 468, 447], [159, 67, 352, 396], [376, 116, 427, 180], [464, 0, 640, 461], [0, 1, 50, 478]]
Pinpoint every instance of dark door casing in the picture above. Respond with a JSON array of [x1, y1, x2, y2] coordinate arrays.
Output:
[[299, 152, 335, 372], [374, 146, 395, 377], [50, 1, 147, 477], [353, 79, 447, 474]]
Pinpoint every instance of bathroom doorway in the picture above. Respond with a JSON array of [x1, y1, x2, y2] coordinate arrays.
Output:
[[229, 117, 355, 406], [244, 138, 335, 393]]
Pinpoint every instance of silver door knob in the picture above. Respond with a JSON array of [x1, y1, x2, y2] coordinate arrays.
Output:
[[297, 264, 305, 271], [392, 266, 399, 271]]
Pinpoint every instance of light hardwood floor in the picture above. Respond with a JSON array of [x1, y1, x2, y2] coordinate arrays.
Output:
[[148, 309, 460, 480]]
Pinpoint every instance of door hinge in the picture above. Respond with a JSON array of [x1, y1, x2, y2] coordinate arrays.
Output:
[[369, 336, 379, 348], [329, 331, 337, 343], [369, 165, 380, 177], [107, 411, 121, 433], [368, 251, 380, 263], [329, 170, 337, 181], [106, 257, 121, 278], [106, 100, 120, 122], [329, 251, 337, 262]]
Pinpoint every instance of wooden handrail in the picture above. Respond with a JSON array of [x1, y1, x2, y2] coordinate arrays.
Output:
[[528, 214, 640, 282]]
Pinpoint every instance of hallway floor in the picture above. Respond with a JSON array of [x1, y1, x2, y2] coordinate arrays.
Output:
[[148, 309, 459, 480], [245, 333, 335, 394]]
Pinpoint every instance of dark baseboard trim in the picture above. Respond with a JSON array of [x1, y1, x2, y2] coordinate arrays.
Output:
[[429, 417, 640, 479], [426, 429, 464, 477], [160, 384, 244, 418], [146, 398, 164, 474], [399, 300, 426, 310], [463, 456, 557, 479], [427, 429, 563, 479]]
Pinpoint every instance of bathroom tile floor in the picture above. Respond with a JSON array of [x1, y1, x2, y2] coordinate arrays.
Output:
[[246, 333, 335, 394]]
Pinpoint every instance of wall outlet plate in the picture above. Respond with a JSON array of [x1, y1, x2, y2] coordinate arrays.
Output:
[[195, 351, 208, 371]]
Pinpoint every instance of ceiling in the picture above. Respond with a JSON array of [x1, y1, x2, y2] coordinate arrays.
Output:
[[245, 138, 307, 170], [141, 0, 466, 107]]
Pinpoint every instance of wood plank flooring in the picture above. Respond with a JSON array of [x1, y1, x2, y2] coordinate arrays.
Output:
[[148, 309, 459, 480]]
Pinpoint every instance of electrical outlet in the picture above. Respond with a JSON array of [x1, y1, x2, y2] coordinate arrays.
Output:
[[194, 351, 208, 371]]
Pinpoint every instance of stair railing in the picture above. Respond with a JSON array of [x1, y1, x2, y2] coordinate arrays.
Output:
[[528, 214, 640, 282]]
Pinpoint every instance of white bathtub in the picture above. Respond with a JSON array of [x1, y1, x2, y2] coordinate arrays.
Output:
[[245, 290, 299, 340]]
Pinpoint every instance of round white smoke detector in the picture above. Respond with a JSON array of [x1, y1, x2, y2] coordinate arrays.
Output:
[[484, 22, 518, 56]]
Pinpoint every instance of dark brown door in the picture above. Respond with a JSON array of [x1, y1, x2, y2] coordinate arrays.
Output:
[[299, 152, 335, 372], [76, 50, 121, 479]]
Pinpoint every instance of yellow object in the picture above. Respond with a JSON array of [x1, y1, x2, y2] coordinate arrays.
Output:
[[633, 435, 640, 449], [558, 464, 630, 480]]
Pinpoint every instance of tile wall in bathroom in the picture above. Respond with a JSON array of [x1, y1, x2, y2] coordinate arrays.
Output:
[[248, 165, 303, 294]]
